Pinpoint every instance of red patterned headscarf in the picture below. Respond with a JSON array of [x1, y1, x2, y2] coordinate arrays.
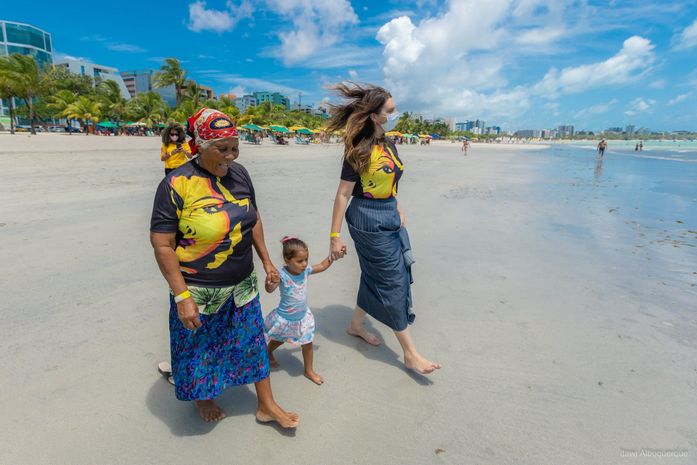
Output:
[[186, 108, 238, 155]]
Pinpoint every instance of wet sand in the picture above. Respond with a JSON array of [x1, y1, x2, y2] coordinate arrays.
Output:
[[1, 134, 695, 465]]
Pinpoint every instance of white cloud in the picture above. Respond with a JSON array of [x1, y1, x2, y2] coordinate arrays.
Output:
[[348, 69, 358, 79], [574, 98, 618, 119], [106, 43, 146, 53], [649, 79, 667, 89], [227, 85, 247, 97], [265, 0, 359, 65], [624, 97, 655, 116], [187, 0, 253, 33], [212, 75, 305, 96], [376, 0, 655, 122], [516, 27, 566, 45], [673, 18, 697, 50], [667, 93, 691, 105], [533, 36, 654, 96]]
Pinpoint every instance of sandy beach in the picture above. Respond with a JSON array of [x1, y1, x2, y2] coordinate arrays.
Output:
[[1, 134, 695, 465]]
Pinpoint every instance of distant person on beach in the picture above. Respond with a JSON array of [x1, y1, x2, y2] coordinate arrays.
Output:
[[639, 141, 643, 151], [462, 139, 470, 156], [150, 108, 299, 427], [160, 123, 191, 174], [597, 139, 607, 157], [264, 237, 333, 385], [326, 82, 441, 375], [635, 143, 639, 151]]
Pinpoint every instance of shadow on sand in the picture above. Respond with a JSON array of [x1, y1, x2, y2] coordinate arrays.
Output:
[[145, 378, 296, 437], [313, 304, 434, 386]]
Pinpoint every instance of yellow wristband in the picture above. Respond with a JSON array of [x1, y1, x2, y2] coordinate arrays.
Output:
[[330, 232, 340, 238], [174, 290, 191, 303]]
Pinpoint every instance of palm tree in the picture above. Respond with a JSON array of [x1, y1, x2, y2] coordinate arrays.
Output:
[[46, 89, 78, 134], [0, 72, 18, 134], [126, 92, 164, 127], [152, 58, 188, 106], [0, 54, 42, 134], [97, 80, 127, 129], [64, 95, 102, 135]]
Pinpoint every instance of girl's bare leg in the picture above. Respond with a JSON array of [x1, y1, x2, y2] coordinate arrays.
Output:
[[301, 342, 324, 385], [267, 340, 284, 367]]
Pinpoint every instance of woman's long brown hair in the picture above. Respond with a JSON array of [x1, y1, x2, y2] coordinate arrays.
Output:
[[326, 82, 391, 174]]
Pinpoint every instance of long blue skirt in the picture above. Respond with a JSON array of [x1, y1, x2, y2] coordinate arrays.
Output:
[[169, 294, 270, 401], [345, 197, 415, 331]]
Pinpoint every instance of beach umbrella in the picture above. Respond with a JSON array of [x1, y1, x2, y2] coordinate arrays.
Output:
[[386, 131, 403, 137], [240, 123, 263, 131], [127, 122, 147, 127], [296, 128, 313, 135], [418, 134, 431, 138], [154, 123, 166, 128], [96, 121, 118, 128], [288, 125, 307, 131], [269, 125, 290, 133]]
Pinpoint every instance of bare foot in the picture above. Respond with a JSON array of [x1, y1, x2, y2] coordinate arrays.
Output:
[[194, 400, 226, 422], [346, 324, 381, 346], [256, 403, 300, 429], [304, 370, 324, 385], [405, 352, 442, 375]]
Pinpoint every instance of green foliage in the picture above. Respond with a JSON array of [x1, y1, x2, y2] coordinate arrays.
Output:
[[394, 112, 450, 136]]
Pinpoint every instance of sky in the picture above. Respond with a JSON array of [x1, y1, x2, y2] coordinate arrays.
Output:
[[4, 0, 697, 131]]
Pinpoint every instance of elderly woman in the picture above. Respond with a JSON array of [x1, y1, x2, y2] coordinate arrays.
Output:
[[327, 83, 441, 374], [150, 108, 299, 426]]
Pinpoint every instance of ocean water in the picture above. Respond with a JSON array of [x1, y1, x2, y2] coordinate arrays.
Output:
[[528, 141, 697, 301]]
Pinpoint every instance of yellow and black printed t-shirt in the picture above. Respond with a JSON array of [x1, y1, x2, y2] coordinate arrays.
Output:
[[340, 142, 404, 199], [150, 161, 258, 287]]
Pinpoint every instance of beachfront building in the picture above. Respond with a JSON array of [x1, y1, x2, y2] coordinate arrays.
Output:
[[120, 70, 177, 106], [558, 125, 575, 137], [455, 122, 466, 131], [55, 59, 131, 100], [253, 91, 290, 110], [234, 95, 257, 112], [515, 129, 542, 138], [625, 125, 636, 135], [0, 20, 53, 120]]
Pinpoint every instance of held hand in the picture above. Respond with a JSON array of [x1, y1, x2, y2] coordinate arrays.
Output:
[[330, 236, 347, 261], [177, 298, 201, 330], [263, 262, 280, 283], [399, 210, 407, 227], [265, 271, 280, 286]]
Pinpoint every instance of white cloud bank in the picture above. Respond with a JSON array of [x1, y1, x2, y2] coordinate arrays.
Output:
[[187, 0, 253, 33], [673, 18, 697, 50], [376, 0, 656, 122]]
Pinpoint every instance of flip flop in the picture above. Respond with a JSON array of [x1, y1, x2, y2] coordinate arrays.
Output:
[[157, 361, 175, 386]]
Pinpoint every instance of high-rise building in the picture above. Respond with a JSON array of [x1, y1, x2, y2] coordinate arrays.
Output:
[[55, 59, 130, 100], [625, 125, 635, 135], [234, 95, 257, 112], [253, 91, 290, 110], [515, 129, 542, 138], [455, 122, 466, 131], [1, 20, 53, 118], [558, 125, 575, 137], [120, 69, 177, 107]]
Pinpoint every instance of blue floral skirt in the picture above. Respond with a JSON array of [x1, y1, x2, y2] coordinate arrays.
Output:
[[169, 294, 270, 401]]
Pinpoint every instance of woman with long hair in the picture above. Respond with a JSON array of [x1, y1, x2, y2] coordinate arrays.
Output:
[[327, 83, 441, 374]]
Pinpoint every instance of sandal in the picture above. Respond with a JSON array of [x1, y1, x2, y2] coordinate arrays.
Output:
[[157, 361, 175, 386]]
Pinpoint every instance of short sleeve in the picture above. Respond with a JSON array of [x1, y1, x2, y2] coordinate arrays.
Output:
[[306, 265, 313, 277], [340, 159, 360, 183], [150, 178, 181, 233], [234, 163, 257, 210]]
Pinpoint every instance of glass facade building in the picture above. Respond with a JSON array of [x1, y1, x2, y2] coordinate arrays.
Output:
[[1, 21, 53, 119]]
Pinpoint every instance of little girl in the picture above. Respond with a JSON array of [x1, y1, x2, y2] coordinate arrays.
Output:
[[264, 237, 332, 385], [160, 123, 191, 174]]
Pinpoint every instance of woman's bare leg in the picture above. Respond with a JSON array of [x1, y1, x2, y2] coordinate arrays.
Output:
[[194, 399, 226, 422], [346, 307, 381, 346], [301, 343, 324, 385], [254, 377, 299, 428], [394, 327, 441, 374]]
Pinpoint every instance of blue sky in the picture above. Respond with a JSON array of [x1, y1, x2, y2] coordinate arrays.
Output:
[[4, 0, 697, 131]]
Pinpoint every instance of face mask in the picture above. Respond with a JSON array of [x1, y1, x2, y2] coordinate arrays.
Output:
[[387, 111, 400, 122]]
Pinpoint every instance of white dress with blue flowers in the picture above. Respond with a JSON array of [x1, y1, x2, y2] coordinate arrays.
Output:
[[264, 266, 315, 345]]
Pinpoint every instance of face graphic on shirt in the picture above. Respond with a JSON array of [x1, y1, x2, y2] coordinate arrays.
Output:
[[361, 145, 403, 199], [170, 175, 250, 274]]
